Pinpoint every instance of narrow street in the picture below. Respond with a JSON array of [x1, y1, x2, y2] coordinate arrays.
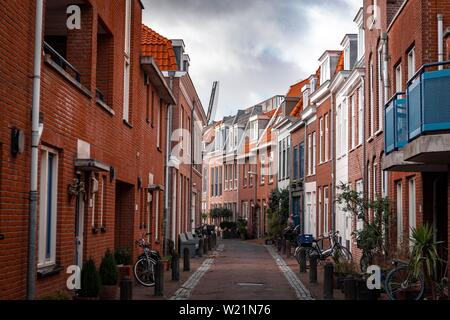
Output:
[[173, 240, 311, 300]]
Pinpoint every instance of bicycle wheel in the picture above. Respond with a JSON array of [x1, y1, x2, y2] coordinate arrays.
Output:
[[360, 251, 372, 273], [295, 247, 313, 264], [385, 265, 425, 300], [333, 245, 353, 264], [133, 257, 157, 287]]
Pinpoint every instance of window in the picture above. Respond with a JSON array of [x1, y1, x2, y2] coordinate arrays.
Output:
[[269, 151, 274, 183], [358, 87, 364, 144], [356, 180, 364, 231], [395, 63, 402, 93], [377, 48, 384, 131], [243, 162, 248, 187], [357, 20, 365, 60], [396, 181, 403, 246], [286, 138, 290, 180], [303, 88, 309, 110], [324, 187, 329, 233], [369, 59, 374, 136], [408, 178, 416, 241], [299, 143, 305, 179], [224, 165, 228, 190], [260, 155, 266, 184], [219, 166, 222, 196], [308, 134, 312, 176], [234, 163, 238, 189], [320, 58, 330, 84], [319, 118, 323, 163], [350, 95, 355, 148], [325, 115, 329, 160], [407, 48, 416, 80], [337, 105, 341, 156], [344, 45, 350, 70], [38, 148, 59, 267], [293, 146, 298, 179], [123, 0, 132, 122], [381, 169, 388, 197], [373, 162, 377, 199], [318, 188, 322, 235], [157, 99, 162, 149], [312, 132, 317, 174]]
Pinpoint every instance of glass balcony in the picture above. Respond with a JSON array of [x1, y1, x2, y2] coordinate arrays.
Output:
[[384, 93, 407, 154], [407, 61, 450, 140]]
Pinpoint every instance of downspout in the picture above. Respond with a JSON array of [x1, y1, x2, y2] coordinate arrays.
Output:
[[28, 0, 44, 300], [190, 101, 194, 233], [438, 14, 444, 70], [330, 92, 336, 233], [163, 72, 175, 257], [362, 76, 368, 206], [381, 33, 389, 104]]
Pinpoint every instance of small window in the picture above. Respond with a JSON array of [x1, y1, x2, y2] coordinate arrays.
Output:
[[395, 63, 403, 93], [407, 48, 416, 80], [38, 148, 59, 268]]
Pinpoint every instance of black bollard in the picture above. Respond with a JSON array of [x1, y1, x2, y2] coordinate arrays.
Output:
[[171, 253, 180, 281], [286, 240, 291, 258], [208, 236, 212, 251], [309, 255, 318, 283], [344, 276, 356, 300], [183, 247, 190, 271], [203, 237, 208, 254], [198, 238, 203, 257], [154, 260, 164, 296], [299, 248, 307, 273], [120, 276, 133, 300], [281, 238, 286, 255], [323, 263, 334, 300]]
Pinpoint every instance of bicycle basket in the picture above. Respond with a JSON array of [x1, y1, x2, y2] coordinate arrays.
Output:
[[297, 234, 314, 247]]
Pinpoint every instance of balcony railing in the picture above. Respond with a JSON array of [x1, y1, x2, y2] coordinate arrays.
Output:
[[407, 60, 450, 140], [384, 61, 450, 155], [384, 92, 407, 154], [44, 42, 81, 83]]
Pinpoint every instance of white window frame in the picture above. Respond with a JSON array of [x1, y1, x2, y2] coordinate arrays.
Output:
[[350, 95, 355, 149], [377, 47, 384, 131], [308, 134, 312, 176], [319, 118, 323, 163], [38, 147, 59, 268], [325, 114, 329, 160], [318, 187, 322, 235], [358, 87, 364, 145], [123, 0, 132, 122], [395, 63, 403, 93], [369, 59, 374, 136], [312, 132, 316, 174], [324, 187, 329, 234], [396, 181, 403, 246], [408, 178, 416, 241], [407, 47, 416, 81], [336, 106, 341, 157]]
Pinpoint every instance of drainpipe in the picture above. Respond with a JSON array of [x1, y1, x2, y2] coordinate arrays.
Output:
[[362, 77, 368, 206], [28, 0, 44, 300], [190, 100, 194, 233], [163, 72, 175, 257], [330, 93, 336, 233], [438, 14, 444, 70], [381, 33, 389, 104]]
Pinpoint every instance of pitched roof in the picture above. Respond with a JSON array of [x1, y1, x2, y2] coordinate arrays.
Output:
[[286, 79, 309, 98], [141, 24, 178, 71]]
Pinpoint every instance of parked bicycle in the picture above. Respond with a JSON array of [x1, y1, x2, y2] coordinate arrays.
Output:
[[384, 259, 425, 300], [133, 232, 161, 287], [295, 231, 353, 264]]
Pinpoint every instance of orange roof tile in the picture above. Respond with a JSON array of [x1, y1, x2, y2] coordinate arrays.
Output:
[[286, 79, 309, 98], [290, 97, 304, 117], [335, 51, 344, 73], [141, 24, 178, 71]]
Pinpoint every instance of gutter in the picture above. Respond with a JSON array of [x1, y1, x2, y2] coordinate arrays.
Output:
[[28, 0, 44, 300]]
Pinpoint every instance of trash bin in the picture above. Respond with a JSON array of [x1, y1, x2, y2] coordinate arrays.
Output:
[[179, 233, 196, 258], [186, 232, 199, 251]]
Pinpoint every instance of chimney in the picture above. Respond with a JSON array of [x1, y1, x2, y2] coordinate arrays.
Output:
[[171, 39, 185, 71], [182, 54, 190, 73]]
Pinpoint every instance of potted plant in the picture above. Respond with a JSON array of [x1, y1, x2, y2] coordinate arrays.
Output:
[[99, 249, 119, 300], [334, 260, 358, 291], [409, 224, 442, 300], [115, 247, 132, 280], [76, 257, 100, 300]]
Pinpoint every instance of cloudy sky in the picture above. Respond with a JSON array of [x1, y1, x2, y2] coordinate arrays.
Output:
[[142, 0, 362, 121]]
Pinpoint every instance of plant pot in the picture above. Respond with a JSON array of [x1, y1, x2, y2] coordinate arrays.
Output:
[[117, 265, 132, 280], [99, 285, 118, 300]]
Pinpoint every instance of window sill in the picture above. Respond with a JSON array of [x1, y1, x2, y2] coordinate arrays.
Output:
[[123, 119, 133, 129], [37, 264, 64, 279], [375, 129, 383, 137], [96, 99, 115, 116], [367, 136, 374, 143], [45, 56, 92, 99]]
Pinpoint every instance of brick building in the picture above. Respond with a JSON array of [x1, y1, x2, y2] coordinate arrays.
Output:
[[0, 0, 181, 299]]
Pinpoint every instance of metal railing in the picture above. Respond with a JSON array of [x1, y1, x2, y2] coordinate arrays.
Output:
[[406, 60, 450, 140], [43, 41, 81, 83], [384, 92, 407, 154]]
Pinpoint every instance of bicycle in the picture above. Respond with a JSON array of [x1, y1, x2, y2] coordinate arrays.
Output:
[[133, 232, 161, 287], [384, 259, 425, 300], [295, 231, 353, 264]]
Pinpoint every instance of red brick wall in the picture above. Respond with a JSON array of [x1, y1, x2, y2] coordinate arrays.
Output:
[[0, 0, 173, 299]]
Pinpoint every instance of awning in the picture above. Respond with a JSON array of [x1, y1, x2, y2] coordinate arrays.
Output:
[[75, 159, 110, 172]]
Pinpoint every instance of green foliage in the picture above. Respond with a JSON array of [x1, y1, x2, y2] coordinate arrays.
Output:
[[114, 247, 132, 265], [99, 249, 119, 286], [237, 218, 248, 239], [79, 257, 101, 298], [209, 208, 233, 220], [336, 183, 390, 254], [201, 213, 208, 222], [267, 188, 290, 238], [220, 221, 237, 230], [334, 260, 358, 275]]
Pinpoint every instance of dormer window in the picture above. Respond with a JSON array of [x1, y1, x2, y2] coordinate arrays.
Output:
[[310, 78, 317, 93], [344, 45, 350, 70], [302, 85, 310, 110], [320, 57, 330, 84], [354, 8, 365, 61]]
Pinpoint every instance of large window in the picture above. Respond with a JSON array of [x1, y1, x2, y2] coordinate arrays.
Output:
[[358, 87, 364, 145], [293, 146, 298, 179], [308, 134, 312, 176], [408, 178, 416, 242], [38, 148, 59, 267], [377, 48, 384, 131], [299, 143, 305, 179], [325, 115, 329, 161], [324, 187, 329, 233], [369, 59, 374, 136], [319, 118, 323, 163], [407, 48, 416, 80], [395, 63, 403, 93], [350, 95, 355, 148], [312, 132, 317, 174]]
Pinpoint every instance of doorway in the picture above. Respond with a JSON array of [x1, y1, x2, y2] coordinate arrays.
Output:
[[114, 181, 135, 256]]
